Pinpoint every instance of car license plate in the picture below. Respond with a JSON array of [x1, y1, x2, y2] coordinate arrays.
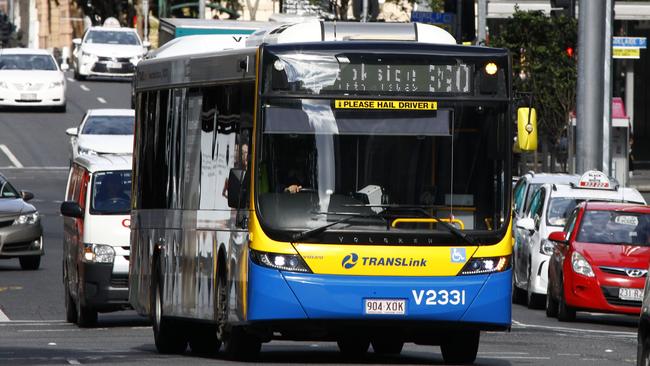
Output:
[[20, 93, 36, 100], [107, 61, 122, 69], [364, 299, 406, 315], [619, 287, 644, 302]]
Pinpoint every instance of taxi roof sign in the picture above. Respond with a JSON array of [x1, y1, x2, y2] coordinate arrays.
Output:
[[577, 170, 612, 190]]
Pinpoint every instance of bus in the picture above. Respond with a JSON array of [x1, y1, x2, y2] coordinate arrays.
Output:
[[130, 21, 534, 364]]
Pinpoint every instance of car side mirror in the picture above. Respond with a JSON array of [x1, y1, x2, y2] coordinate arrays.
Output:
[[60, 201, 84, 219], [548, 231, 568, 244], [72, 38, 82, 46], [65, 127, 78, 136], [60, 63, 69, 71], [20, 190, 34, 201], [227, 169, 248, 209], [142, 40, 151, 48], [516, 217, 535, 232]]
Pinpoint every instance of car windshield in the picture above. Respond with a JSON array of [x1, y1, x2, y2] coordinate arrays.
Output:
[[0, 177, 19, 198], [85, 30, 140, 45], [91, 171, 131, 214], [0, 54, 57, 71], [256, 99, 509, 239], [82, 115, 134, 135], [577, 210, 650, 245], [547, 197, 583, 226]]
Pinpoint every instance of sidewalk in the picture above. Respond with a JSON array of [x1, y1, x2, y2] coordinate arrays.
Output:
[[629, 170, 650, 202]]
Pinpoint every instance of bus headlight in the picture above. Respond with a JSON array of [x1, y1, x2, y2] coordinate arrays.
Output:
[[459, 256, 510, 275], [83, 243, 115, 263], [250, 250, 311, 273], [571, 252, 594, 277]]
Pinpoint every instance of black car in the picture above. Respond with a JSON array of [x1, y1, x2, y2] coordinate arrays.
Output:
[[0, 173, 43, 270]]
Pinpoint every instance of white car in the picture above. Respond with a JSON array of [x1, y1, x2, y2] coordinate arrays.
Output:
[[513, 171, 646, 309], [72, 26, 149, 80], [65, 109, 134, 164], [0, 48, 66, 111]]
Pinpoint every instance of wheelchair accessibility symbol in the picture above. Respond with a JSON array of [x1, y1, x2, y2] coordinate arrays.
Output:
[[450, 248, 466, 263]]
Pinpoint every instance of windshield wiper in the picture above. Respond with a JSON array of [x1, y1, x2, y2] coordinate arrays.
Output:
[[291, 212, 384, 242], [343, 204, 476, 245]]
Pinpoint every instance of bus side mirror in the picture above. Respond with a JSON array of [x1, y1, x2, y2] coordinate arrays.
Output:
[[227, 169, 248, 209], [517, 107, 538, 152]]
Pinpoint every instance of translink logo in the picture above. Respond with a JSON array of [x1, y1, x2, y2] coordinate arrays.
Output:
[[341, 253, 427, 269]]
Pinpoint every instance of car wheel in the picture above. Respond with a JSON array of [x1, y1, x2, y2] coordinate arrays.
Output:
[[526, 268, 544, 309], [19, 256, 40, 270], [371, 338, 403, 355], [512, 263, 526, 305], [557, 280, 576, 322], [64, 274, 77, 324], [545, 281, 559, 318], [152, 272, 187, 354], [337, 338, 370, 356], [640, 334, 650, 366], [73, 68, 85, 81], [440, 330, 480, 364], [76, 280, 97, 328], [54, 104, 66, 113], [188, 324, 220, 355]]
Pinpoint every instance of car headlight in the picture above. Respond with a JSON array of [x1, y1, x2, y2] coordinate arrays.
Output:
[[13, 212, 40, 225], [130, 55, 143, 64], [250, 249, 311, 273], [540, 239, 555, 256], [83, 243, 115, 263], [78, 146, 97, 156], [459, 255, 510, 275], [49, 80, 64, 89], [81, 51, 97, 61], [571, 252, 594, 277]]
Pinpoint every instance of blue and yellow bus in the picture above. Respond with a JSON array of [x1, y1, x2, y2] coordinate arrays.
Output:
[[130, 21, 533, 364]]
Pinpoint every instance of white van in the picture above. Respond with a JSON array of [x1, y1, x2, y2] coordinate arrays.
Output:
[[60, 154, 132, 327]]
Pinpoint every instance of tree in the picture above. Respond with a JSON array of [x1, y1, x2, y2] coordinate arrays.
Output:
[[490, 10, 577, 170]]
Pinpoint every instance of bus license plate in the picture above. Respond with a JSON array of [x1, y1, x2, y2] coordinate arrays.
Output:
[[619, 288, 643, 302], [364, 299, 406, 315]]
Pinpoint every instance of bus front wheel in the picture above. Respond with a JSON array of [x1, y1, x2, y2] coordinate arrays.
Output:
[[152, 276, 187, 354], [440, 330, 479, 364]]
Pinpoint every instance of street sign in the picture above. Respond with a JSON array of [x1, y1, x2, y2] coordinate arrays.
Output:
[[613, 37, 647, 49], [613, 47, 641, 59], [411, 11, 454, 25]]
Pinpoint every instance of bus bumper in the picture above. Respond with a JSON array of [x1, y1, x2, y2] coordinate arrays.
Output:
[[248, 259, 511, 329]]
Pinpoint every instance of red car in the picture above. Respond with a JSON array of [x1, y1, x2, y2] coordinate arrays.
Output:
[[546, 201, 650, 321]]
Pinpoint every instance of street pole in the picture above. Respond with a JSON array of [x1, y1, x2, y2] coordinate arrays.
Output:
[[143, 0, 149, 42], [477, 0, 487, 45], [362, 0, 368, 22], [199, 0, 205, 19], [576, 0, 605, 173], [455, 0, 462, 42], [602, 0, 613, 176]]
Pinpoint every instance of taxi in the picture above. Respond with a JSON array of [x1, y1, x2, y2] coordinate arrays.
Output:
[[514, 170, 645, 309], [546, 201, 650, 321]]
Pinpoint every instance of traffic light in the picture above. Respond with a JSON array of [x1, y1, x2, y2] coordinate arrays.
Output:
[[565, 46, 574, 58], [550, 0, 576, 18]]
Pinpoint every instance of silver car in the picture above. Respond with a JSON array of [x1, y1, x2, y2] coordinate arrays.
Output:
[[0, 173, 43, 270]]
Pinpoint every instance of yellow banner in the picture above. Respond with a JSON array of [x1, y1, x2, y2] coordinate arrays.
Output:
[[335, 99, 438, 110], [613, 47, 641, 59]]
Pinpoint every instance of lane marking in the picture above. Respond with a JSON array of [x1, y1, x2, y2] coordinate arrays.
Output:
[[483, 356, 551, 360], [66, 77, 74, 82], [0, 308, 9, 322], [0, 145, 23, 168], [80, 84, 90, 91], [67, 360, 81, 365], [18, 329, 81, 332], [512, 319, 636, 337], [0, 166, 69, 170], [97, 97, 107, 104]]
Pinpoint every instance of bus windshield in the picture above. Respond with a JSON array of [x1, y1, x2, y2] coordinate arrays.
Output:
[[256, 98, 509, 241]]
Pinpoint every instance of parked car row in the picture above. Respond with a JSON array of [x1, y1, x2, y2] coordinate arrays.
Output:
[[512, 170, 650, 366]]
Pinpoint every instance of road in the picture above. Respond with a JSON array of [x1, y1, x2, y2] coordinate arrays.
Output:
[[0, 75, 640, 365]]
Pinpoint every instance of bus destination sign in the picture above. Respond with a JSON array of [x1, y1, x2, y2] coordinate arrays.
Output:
[[327, 63, 473, 94]]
